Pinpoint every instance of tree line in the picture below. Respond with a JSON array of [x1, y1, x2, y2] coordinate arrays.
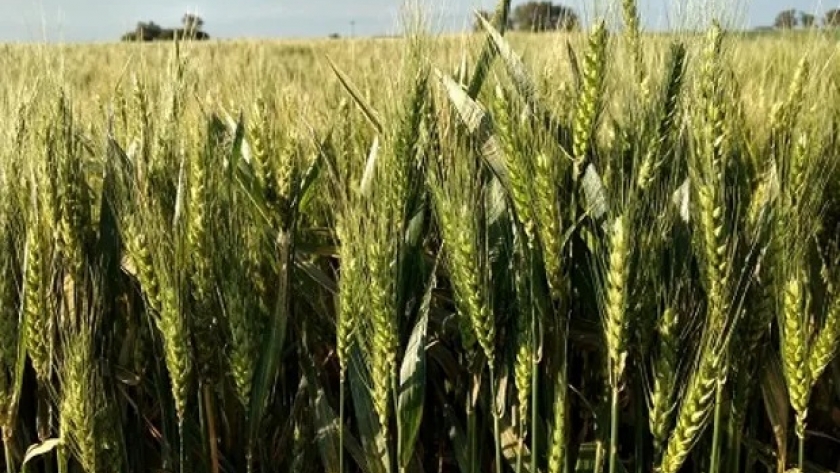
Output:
[[473, 3, 840, 33], [475, 1, 580, 32], [774, 9, 840, 29], [121, 14, 210, 42]]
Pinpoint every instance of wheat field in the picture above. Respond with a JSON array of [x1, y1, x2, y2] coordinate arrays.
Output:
[[1, 2, 840, 473]]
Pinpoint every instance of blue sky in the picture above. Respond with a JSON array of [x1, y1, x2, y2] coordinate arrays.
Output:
[[0, 0, 836, 42]]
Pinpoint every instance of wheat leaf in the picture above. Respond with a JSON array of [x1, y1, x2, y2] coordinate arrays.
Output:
[[327, 56, 384, 134], [22, 438, 63, 469], [349, 346, 389, 473], [582, 163, 609, 221], [359, 136, 380, 198], [397, 259, 436, 468], [476, 13, 537, 107], [437, 71, 510, 191]]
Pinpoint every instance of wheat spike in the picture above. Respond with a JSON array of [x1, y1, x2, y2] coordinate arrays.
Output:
[[158, 281, 192, 422], [429, 139, 494, 364], [573, 19, 608, 177], [659, 346, 722, 473], [514, 304, 533, 434], [59, 325, 98, 473], [780, 276, 810, 435], [638, 42, 686, 191], [605, 213, 630, 381], [547, 364, 568, 473], [492, 88, 536, 244], [533, 152, 564, 302], [0, 234, 15, 425], [23, 219, 53, 382], [807, 291, 840, 385], [621, 0, 643, 83], [335, 216, 361, 376], [367, 234, 398, 430], [650, 307, 679, 455]]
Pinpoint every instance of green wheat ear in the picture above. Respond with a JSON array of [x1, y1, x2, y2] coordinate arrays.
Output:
[[604, 213, 630, 380], [621, 0, 643, 83], [23, 216, 53, 384], [573, 19, 608, 179], [0, 203, 19, 431], [808, 290, 840, 385], [650, 307, 679, 455]]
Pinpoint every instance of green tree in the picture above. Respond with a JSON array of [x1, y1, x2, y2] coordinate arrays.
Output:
[[800, 12, 816, 28], [774, 9, 798, 29], [121, 17, 209, 41], [182, 13, 205, 33], [511, 2, 579, 32], [825, 9, 840, 27]]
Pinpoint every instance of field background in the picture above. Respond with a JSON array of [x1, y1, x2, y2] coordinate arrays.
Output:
[[1, 8, 840, 473]]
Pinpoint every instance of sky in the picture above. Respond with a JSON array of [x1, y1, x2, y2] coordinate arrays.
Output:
[[0, 0, 837, 43]]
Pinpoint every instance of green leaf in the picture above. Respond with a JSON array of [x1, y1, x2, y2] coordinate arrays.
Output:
[[574, 442, 599, 473], [295, 252, 338, 294], [172, 152, 187, 230], [397, 262, 436, 468], [222, 110, 247, 171], [573, 441, 627, 473], [349, 347, 389, 473], [310, 376, 342, 473], [672, 177, 691, 223], [486, 178, 509, 227], [301, 345, 372, 473], [475, 12, 537, 108], [247, 230, 293, 453], [22, 438, 63, 470], [327, 56, 384, 134], [761, 352, 789, 471], [232, 153, 273, 226], [466, 0, 513, 97], [567, 41, 582, 91], [498, 412, 534, 473], [441, 400, 471, 473], [581, 163, 609, 221], [293, 133, 328, 211], [437, 71, 511, 192], [359, 136, 380, 198]]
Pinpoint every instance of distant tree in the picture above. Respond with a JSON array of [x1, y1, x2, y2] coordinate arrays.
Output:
[[329, 33, 341, 39], [774, 9, 798, 29], [800, 12, 816, 28], [182, 13, 204, 33], [121, 17, 209, 42], [511, 2, 579, 32], [130, 21, 163, 41], [825, 9, 840, 27]]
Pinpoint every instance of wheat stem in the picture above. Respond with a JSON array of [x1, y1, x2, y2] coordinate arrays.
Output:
[[490, 365, 503, 473]]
